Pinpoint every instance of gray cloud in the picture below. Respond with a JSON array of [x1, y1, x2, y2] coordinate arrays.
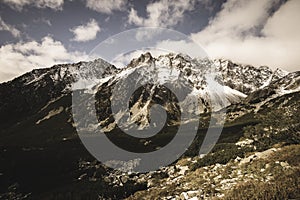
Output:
[[33, 18, 52, 26], [0, 17, 21, 37]]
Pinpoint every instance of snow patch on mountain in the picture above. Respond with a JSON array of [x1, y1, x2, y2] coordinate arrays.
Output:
[[36, 106, 64, 124]]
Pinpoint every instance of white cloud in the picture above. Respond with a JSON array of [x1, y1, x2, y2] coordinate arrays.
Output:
[[0, 17, 21, 37], [70, 19, 101, 42], [2, 0, 64, 10], [155, 40, 207, 59], [191, 0, 300, 72], [0, 36, 87, 82], [85, 0, 127, 14], [128, 0, 197, 27]]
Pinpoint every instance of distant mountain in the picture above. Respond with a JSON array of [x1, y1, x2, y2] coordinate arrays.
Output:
[[215, 59, 288, 94]]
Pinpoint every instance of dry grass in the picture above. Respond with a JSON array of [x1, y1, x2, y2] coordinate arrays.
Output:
[[223, 168, 300, 200], [223, 144, 300, 200]]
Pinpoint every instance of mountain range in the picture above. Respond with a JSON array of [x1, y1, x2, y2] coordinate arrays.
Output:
[[0, 53, 299, 199]]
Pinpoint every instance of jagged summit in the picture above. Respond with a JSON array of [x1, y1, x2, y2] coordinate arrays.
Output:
[[5, 52, 288, 93], [0, 52, 297, 132]]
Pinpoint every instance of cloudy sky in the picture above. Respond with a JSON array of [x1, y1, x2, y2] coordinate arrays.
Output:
[[0, 0, 299, 82]]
